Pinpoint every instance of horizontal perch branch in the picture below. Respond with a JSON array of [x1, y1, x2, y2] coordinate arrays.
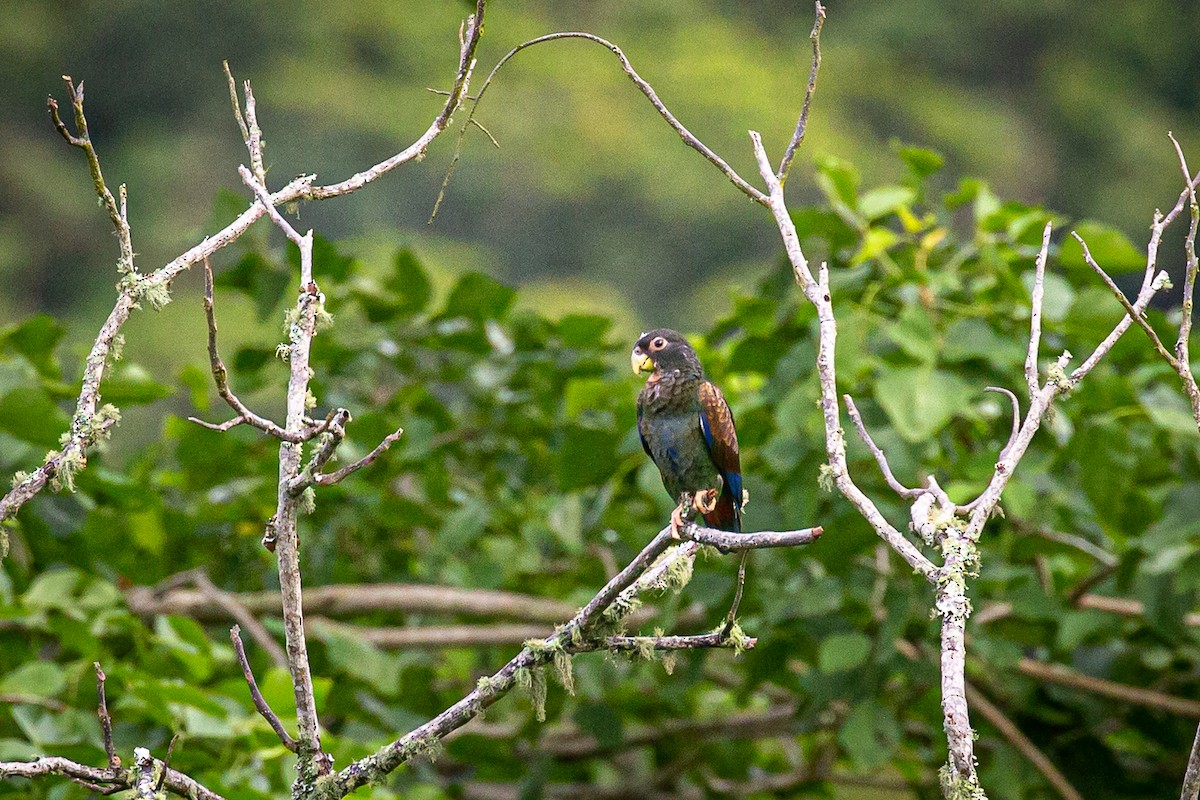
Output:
[[312, 521, 821, 799]]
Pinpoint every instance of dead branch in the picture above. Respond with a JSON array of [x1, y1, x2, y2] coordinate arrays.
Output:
[[1, 0, 487, 524], [94, 663, 119, 769], [231, 626, 297, 752], [314, 522, 821, 799], [126, 581, 581, 623], [966, 683, 1082, 800], [1017, 658, 1200, 717]]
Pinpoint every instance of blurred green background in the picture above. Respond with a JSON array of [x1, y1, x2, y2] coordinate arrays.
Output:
[[2, 0, 1198, 334]]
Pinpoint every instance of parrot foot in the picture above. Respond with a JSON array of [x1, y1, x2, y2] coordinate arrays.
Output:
[[692, 488, 719, 516], [670, 504, 688, 540]]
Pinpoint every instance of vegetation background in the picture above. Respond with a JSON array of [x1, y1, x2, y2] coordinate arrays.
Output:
[[3, 1, 1200, 799]]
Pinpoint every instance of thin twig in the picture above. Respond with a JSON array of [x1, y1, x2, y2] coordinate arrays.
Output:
[[231, 626, 297, 751], [155, 735, 179, 794], [0, 694, 67, 712], [984, 386, 1021, 460], [843, 395, 920, 498], [1169, 133, 1200, 428], [588, 631, 756, 653], [1025, 222, 1052, 397], [966, 683, 1082, 800], [1072, 231, 1177, 367], [94, 663, 119, 769], [680, 523, 822, 551], [192, 258, 309, 443], [222, 61, 251, 146], [1017, 658, 1200, 717], [189, 571, 286, 668], [777, 2, 826, 184], [126, 581, 580, 623], [310, 424, 405, 487], [47, 76, 134, 275], [307, 0, 486, 201], [0, 756, 224, 800], [455, 32, 769, 208], [239, 165, 306, 250]]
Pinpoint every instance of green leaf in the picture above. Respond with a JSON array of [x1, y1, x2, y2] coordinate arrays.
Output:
[[1060, 221, 1144, 273], [444, 272, 515, 321], [0, 662, 66, 698], [857, 186, 916, 221], [1, 315, 65, 378], [214, 251, 291, 321], [558, 314, 611, 348], [1138, 384, 1197, 435], [154, 615, 216, 681], [23, 568, 82, 610], [818, 632, 871, 673], [838, 700, 899, 770], [815, 154, 860, 208], [897, 145, 944, 179], [874, 365, 976, 442], [178, 364, 211, 412], [941, 319, 1025, 368], [851, 227, 900, 265], [387, 248, 433, 314], [574, 702, 623, 750], [102, 364, 174, 405], [885, 304, 937, 364], [557, 425, 617, 490], [314, 623, 403, 695], [0, 386, 70, 447]]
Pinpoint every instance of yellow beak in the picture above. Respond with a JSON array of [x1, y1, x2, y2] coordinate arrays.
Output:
[[631, 351, 653, 375]]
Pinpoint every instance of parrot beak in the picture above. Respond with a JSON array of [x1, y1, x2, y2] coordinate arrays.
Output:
[[631, 350, 653, 375]]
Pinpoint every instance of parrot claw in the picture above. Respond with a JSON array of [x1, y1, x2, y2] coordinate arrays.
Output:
[[670, 504, 687, 540], [692, 488, 719, 516]]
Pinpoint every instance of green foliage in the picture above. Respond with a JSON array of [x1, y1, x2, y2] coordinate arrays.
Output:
[[3, 155, 1200, 800]]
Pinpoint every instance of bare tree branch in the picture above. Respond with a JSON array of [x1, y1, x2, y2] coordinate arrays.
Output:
[[0, 694, 66, 712], [844, 394, 920, 499], [461, 33, 769, 207], [309, 424, 405, 488], [966, 683, 1082, 800], [1025, 222, 1052, 397], [2, 0, 487, 524], [2, 754, 226, 800], [93, 663, 119, 769], [1168, 135, 1200, 428], [231, 626, 297, 752], [126, 581, 582, 623], [313, 522, 820, 799], [748, 130, 937, 581], [680, 523, 822, 551], [257, 168, 329, 782], [307, 0, 485, 201], [1072, 231, 1177, 367], [190, 258, 311, 443], [47, 76, 134, 276], [1016, 658, 1200, 717], [777, 2, 826, 184], [984, 386, 1021, 461]]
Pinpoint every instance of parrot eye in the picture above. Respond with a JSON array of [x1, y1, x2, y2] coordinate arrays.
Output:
[[649, 337, 668, 351]]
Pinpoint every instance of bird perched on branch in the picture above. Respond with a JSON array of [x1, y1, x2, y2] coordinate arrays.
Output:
[[632, 329, 747, 627]]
